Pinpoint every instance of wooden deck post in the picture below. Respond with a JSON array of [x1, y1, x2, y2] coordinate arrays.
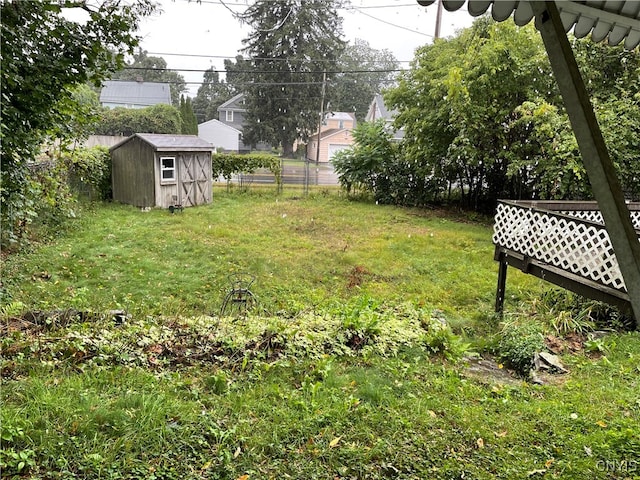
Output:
[[495, 254, 508, 314], [530, 1, 640, 328]]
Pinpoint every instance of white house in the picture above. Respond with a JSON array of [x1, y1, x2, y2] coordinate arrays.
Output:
[[198, 119, 242, 152]]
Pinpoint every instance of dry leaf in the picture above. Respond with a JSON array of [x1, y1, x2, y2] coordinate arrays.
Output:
[[545, 458, 554, 468], [476, 438, 485, 449], [596, 420, 607, 428], [236, 475, 249, 480], [494, 430, 508, 438], [428, 410, 437, 418], [234, 446, 242, 458], [329, 436, 342, 448]]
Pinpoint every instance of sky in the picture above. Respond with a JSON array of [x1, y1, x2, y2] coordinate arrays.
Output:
[[135, 0, 476, 95]]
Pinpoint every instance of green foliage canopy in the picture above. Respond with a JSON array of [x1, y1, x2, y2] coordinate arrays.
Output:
[[331, 39, 399, 121], [93, 104, 182, 136], [192, 67, 232, 123], [0, 0, 154, 247], [227, 0, 346, 156], [384, 18, 640, 210]]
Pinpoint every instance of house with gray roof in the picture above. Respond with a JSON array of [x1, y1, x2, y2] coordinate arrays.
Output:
[[100, 80, 172, 109], [217, 93, 273, 152]]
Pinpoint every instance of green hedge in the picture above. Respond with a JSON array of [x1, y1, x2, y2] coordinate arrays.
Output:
[[212, 153, 282, 187], [61, 146, 112, 201]]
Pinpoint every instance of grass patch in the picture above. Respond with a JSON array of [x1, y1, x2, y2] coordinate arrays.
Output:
[[2, 190, 638, 479], [1, 191, 540, 320]]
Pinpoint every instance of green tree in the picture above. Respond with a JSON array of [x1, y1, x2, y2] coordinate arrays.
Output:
[[331, 39, 399, 121], [1, 0, 155, 248], [110, 50, 187, 106], [332, 119, 395, 194], [387, 19, 557, 210], [385, 18, 640, 210], [179, 95, 198, 134], [192, 67, 232, 123], [230, 0, 346, 156]]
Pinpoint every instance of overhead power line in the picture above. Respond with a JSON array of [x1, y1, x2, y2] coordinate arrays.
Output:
[[145, 51, 413, 64], [122, 66, 404, 74], [351, 7, 433, 38]]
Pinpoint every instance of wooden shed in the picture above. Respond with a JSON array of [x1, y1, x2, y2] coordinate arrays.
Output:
[[110, 133, 214, 209]]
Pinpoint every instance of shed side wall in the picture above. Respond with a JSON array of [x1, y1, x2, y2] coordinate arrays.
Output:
[[111, 137, 156, 207]]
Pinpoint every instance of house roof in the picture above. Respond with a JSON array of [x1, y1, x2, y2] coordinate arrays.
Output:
[[309, 128, 353, 142], [326, 111, 356, 121], [100, 80, 172, 106], [218, 93, 246, 111], [417, 0, 640, 49], [368, 94, 398, 121], [110, 133, 214, 152], [198, 118, 242, 134]]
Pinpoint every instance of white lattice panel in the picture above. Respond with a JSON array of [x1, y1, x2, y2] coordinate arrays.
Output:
[[560, 210, 640, 230], [493, 203, 628, 292]]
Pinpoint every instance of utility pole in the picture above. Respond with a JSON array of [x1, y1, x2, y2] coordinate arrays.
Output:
[[308, 70, 326, 196], [434, 0, 443, 39], [315, 70, 327, 165]]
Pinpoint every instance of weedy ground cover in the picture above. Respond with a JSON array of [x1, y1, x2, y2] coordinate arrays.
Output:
[[2, 190, 639, 479]]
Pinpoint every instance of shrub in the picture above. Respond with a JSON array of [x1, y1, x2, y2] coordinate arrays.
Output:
[[496, 321, 545, 377], [93, 104, 181, 136], [61, 146, 112, 200], [212, 153, 282, 188]]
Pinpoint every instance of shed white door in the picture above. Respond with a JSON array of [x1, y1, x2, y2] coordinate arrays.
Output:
[[180, 154, 210, 206], [328, 144, 348, 162]]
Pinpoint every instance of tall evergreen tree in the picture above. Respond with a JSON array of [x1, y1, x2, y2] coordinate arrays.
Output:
[[192, 67, 232, 123], [231, 0, 346, 156], [179, 95, 198, 135]]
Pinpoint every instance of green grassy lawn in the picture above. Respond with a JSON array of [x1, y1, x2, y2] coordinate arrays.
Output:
[[2, 190, 639, 479], [1, 188, 537, 320]]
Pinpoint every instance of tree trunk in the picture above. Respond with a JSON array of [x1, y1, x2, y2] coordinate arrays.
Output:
[[282, 142, 294, 158]]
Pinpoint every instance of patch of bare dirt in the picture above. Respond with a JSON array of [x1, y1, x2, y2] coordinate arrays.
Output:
[[346, 265, 371, 289], [462, 355, 524, 386]]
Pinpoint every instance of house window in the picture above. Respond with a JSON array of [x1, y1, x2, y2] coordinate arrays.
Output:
[[160, 156, 176, 182], [339, 120, 344, 129], [226, 110, 234, 122]]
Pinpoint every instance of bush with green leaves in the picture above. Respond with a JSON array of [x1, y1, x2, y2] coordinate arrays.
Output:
[[333, 119, 442, 206], [61, 146, 112, 201], [496, 321, 545, 377], [212, 152, 282, 187], [93, 104, 182, 136]]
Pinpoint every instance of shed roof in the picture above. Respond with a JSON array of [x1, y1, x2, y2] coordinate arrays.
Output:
[[110, 133, 214, 152], [418, 0, 640, 49], [100, 80, 172, 106]]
